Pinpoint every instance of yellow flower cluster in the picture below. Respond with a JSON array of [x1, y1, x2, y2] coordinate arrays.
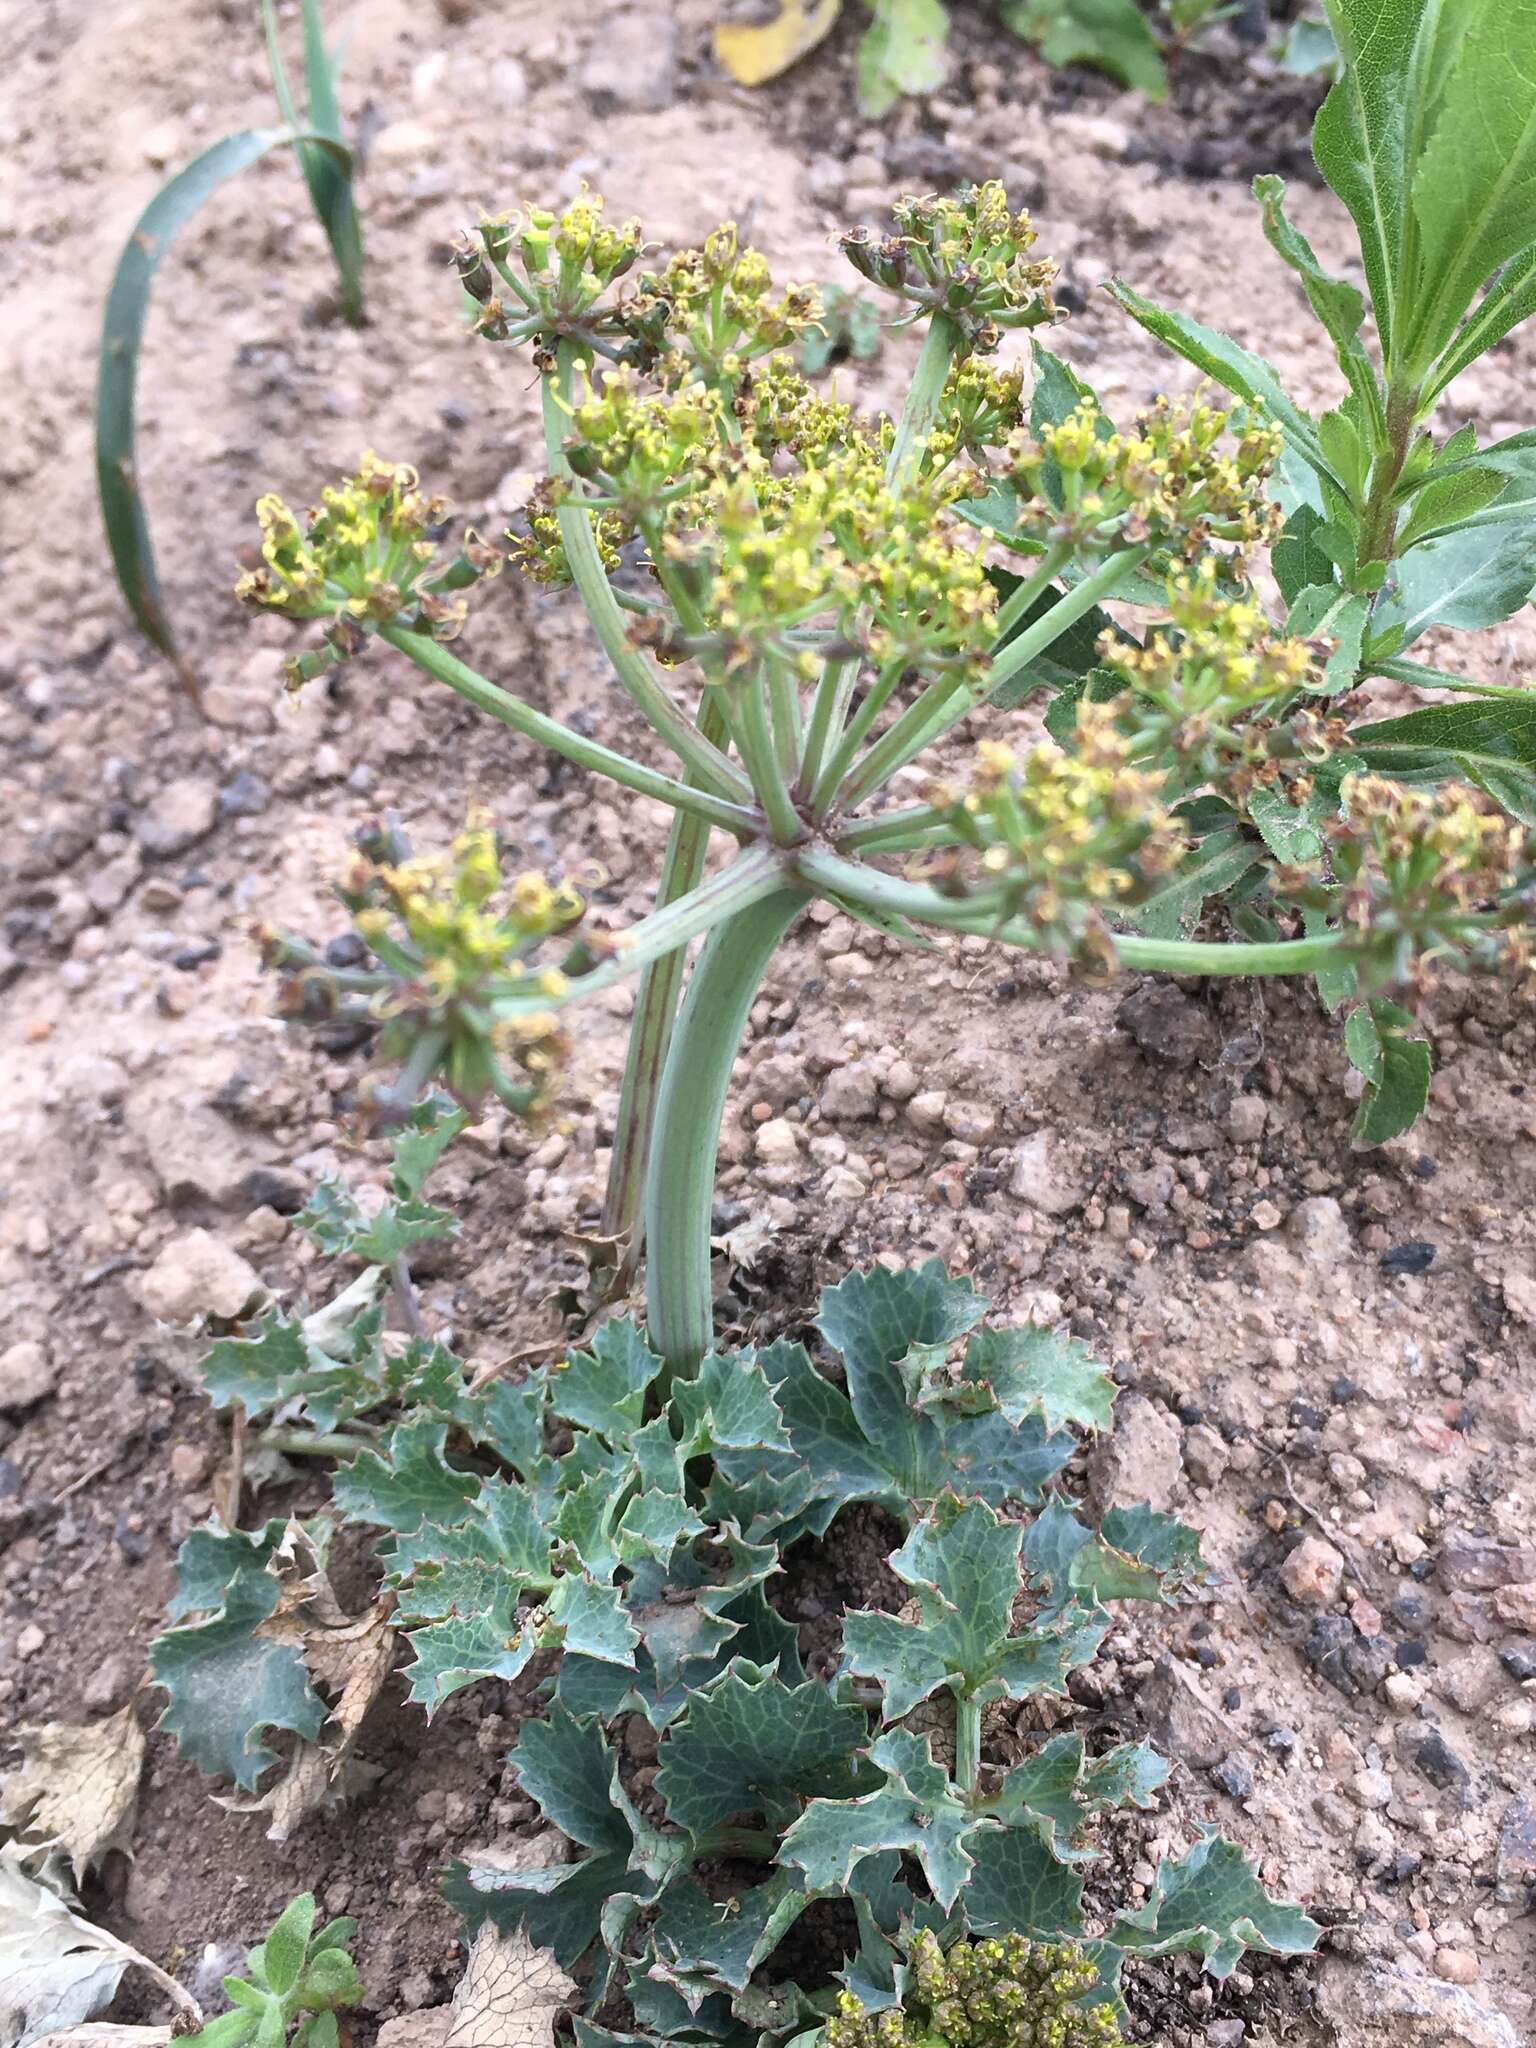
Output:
[[924, 702, 1185, 962], [843, 182, 1059, 350], [508, 492, 629, 586], [1010, 393, 1283, 558], [456, 190, 646, 355], [827, 1933, 1122, 2048], [561, 371, 721, 514], [1104, 560, 1318, 720], [926, 359, 1028, 471], [347, 814, 588, 1113], [237, 453, 445, 622], [635, 224, 822, 391], [1335, 776, 1528, 929]]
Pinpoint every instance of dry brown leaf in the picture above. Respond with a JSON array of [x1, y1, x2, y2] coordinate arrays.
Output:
[[226, 1591, 396, 1842], [0, 1709, 145, 1886], [714, 0, 841, 85], [446, 1924, 575, 2048]]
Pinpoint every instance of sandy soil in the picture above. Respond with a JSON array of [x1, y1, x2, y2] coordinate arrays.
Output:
[[1, 1, 1533, 2043]]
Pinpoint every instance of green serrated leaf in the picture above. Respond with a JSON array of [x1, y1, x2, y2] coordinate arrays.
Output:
[[656, 1663, 871, 1835], [781, 1728, 984, 1911], [551, 1320, 664, 1438], [650, 1869, 809, 1994], [331, 1417, 479, 1532], [673, 1349, 792, 1456], [1106, 280, 1333, 488], [1255, 173, 1381, 428], [444, 1847, 640, 1969], [1376, 524, 1536, 646], [152, 1569, 328, 1788], [991, 1733, 1170, 1859], [1345, 693, 1536, 825], [512, 1704, 631, 1851], [401, 1592, 538, 1713], [548, 1574, 641, 1666], [1103, 1832, 1320, 1977], [964, 1819, 1087, 1939], [952, 1324, 1117, 1434], [390, 1092, 470, 1197], [1345, 998, 1432, 1148], [1272, 506, 1337, 606]]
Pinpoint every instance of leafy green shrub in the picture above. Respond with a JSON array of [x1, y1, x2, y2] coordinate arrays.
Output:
[[154, 1102, 1316, 2032], [97, 0, 364, 685], [187, 1892, 362, 2048]]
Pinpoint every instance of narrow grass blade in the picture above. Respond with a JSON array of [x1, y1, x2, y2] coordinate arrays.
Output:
[[264, 0, 365, 323], [96, 126, 353, 682]]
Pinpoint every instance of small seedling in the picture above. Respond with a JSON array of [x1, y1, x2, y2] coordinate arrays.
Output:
[[96, 0, 364, 687], [186, 1893, 361, 2048]]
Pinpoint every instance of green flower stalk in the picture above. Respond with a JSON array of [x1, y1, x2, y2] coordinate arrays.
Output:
[[242, 177, 1536, 1369]]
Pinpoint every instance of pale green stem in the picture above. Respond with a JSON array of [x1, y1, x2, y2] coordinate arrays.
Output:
[[797, 652, 859, 799], [835, 804, 958, 854], [795, 847, 1353, 978], [768, 656, 803, 773], [989, 541, 1073, 644], [600, 696, 735, 1266], [734, 671, 806, 845], [885, 312, 964, 487], [543, 362, 748, 803], [838, 546, 1153, 812], [955, 1694, 982, 1796], [644, 888, 810, 1372], [490, 848, 791, 1019], [809, 659, 907, 813], [378, 627, 758, 839]]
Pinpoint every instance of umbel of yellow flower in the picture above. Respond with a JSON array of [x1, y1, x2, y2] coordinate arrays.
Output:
[[339, 813, 588, 1115], [236, 453, 501, 685], [827, 1931, 1122, 2048]]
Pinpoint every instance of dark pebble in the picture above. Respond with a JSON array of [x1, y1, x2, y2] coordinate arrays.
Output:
[[1289, 1400, 1326, 1430], [1223, 1686, 1243, 1711], [0, 1457, 24, 1500], [1194, 1644, 1221, 1670], [1499, 1640, 1536, 1682], [1306, 1615, 1394, 1697], [1410, 1728, 1470, 1791], [1383, 1853, 1422, 1886], [240, 1166, 307, 1216], [1380, 1241, 1437, 1275], [440, 401, 472, 429], [325, 933, 371, 969], [1395, 1639, 1428, 1668], [114, 1512, 149, 1564], [1178, 1400, 1205, 1425], [1211, 1752, 1255, 1799], [1412, 1155, 1437, 1179], [1331, 1376, 1360, 1403], [1266, 1726, 1298, 1758], [314, 1018, 375, 1056], [712, 1198, 750, 1232], [173, 940, 222, 971], [1392, 1589, 1430, 1629], [219, 770, 271, 819]]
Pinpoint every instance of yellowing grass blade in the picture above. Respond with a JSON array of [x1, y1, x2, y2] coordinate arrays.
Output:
[[715, 0, 842, 86]]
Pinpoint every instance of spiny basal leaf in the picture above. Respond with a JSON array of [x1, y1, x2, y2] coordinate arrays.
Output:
[[1023, 1497, 1205, 1611], [331, 1416, 481, 1531], [649, 1867, 809, 1997], [990, 1731, 1169, 1860], [780, 1728, 986, 1911], [549, 1320, 664, 1438], [672, 1348, 792, 1457], [654, 1662, 873, 1836], [1102, 1832, 1320, 1978], [841, 1496, 1029, 1718], [931, 1324, 1119, 1435]]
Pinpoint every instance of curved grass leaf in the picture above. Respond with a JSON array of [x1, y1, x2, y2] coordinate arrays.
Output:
[[96, 127, 352, 681]]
